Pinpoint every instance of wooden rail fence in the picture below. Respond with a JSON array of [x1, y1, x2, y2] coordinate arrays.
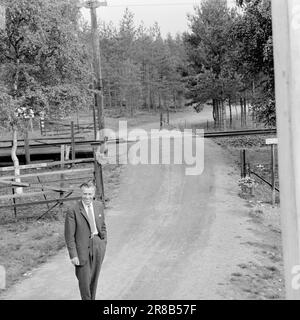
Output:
[[0, 155, 105, 219]]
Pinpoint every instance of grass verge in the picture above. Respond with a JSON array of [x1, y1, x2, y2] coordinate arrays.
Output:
[[0, 163, 123, 294], [213, 134, 284, 299]]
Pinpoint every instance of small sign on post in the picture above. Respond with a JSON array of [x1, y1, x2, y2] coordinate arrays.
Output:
[[266, 138, 278, 145]]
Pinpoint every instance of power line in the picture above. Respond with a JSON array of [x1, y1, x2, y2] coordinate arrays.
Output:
[[107, 2, 199, 8]]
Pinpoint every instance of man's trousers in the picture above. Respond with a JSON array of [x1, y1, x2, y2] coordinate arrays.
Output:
[[75, 235, 106, 300]]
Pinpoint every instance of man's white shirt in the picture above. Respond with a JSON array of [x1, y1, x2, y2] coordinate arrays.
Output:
[[82, 201, 98, 236]]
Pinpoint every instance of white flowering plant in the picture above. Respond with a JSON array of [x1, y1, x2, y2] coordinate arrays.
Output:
[[238, 176, 256, 189]]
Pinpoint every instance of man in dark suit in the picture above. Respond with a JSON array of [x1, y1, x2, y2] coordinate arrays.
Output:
[[64, 181, 107, 300]]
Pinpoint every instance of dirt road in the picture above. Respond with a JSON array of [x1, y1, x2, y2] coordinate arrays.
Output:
[[1, 107, 261, 300]]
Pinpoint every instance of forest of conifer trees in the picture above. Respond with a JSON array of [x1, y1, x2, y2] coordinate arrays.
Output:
[[91, 0, 274, 126], [0, 0, 274, 128]]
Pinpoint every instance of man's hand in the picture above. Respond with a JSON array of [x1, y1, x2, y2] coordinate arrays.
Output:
[[71, 257, 80, 266]]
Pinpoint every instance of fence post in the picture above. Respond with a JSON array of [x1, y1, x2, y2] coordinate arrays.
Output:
[[60, 145, 65, 214], [240, 150, 243, 178], [24, 131, 31, 165], [247, 163, 251, 177], [76, 110, 80, 133], [240, 149, 246, 178], [93, 103, 97, 140], [40, 118, 42, 136], [65, 145, 71, 161], [71, 121, 75, 163], [40, 117, 45, 136], [93, 152, 104, 203], [243, 150, 247, 177], [11, 186, 17, 219]]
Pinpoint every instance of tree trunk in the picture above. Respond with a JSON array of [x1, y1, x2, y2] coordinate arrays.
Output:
[[217, 100, 221, 129], [29, 118, 33, 132], [180, 94, 184, 108], [11, 128, 23, 194], [150, 88, 155, 111], [108, 85, 112, 110], [252, 80, 255, 121], [222, 99, 226, 130], [212, 99, 217, 124], [147, 85, 151, 112], [113, 90, 117, 109], [130, 95, 134, 117], [158, 93, 162, 113], [229, 97, 232, 128], [214, 99, 218, 127], [240, 97, 244, 127], [243, 97, 247, 126], [13, 59, 20, 93], [217, 100, 220, 128], [11, 58, 23, 194], [173, 92, 177, 113]]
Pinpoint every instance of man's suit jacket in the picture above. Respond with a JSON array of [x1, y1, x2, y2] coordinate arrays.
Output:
[[64, 200, 107, 266]]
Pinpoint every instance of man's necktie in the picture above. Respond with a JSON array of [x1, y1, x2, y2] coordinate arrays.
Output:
[[87, 205, 98, 235]]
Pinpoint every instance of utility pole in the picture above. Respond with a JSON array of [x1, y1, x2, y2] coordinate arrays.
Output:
[[77, 0, 106, 138], [272, 0, 300, 299]]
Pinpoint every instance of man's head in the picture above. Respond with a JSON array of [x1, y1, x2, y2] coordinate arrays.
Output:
[[80, 181, 96, 206]]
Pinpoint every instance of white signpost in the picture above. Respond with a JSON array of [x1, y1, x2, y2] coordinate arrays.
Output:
[[265, 138, 278, 145]]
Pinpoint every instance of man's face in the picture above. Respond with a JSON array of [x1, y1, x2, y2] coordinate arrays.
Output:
[[81, 186, 95, 206]]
